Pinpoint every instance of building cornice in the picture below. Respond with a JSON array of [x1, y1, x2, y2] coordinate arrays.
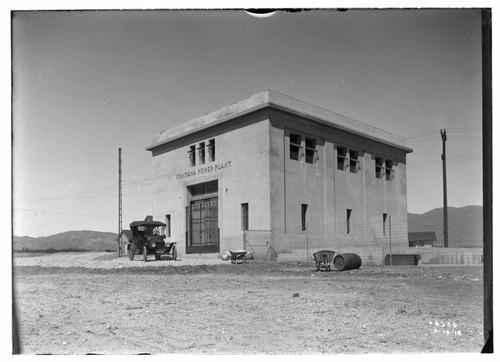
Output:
[[146, 90, 413, 153]]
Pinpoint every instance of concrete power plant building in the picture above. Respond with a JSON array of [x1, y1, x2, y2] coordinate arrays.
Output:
[[146, 90, 413, 261]]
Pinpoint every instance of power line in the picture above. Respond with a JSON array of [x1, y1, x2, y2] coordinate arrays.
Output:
[[406, 136, 441, 143], [405, 128, 481, 141], [14, 208, 116, 218], [405, 130, 440, 140], [408, 156, 481, 168], [15, 183, 151, 203], [15, 183, 118, 202], [16, 191, 152, 201], [446, 135, 482, 139], [446, 127, 482, 132], [14, 208, 147, 220], [123, 178, 152, 184], [28, 187, 116, 234]]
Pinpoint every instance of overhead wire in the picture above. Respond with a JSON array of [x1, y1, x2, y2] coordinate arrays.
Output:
[[15, 183, 119, 202], [26, 186, 121, 234], [17, 127, 482, 233], [405, 128, 481, 142], [14, 208, 147, 220]]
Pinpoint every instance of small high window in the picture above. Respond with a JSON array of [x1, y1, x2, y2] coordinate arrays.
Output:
[[338, 146, 361, 173], [375, 157, 384, 179], [305, 137, 317, 164], [375, 157, 394, 181], [241, 203, 249, 231], [349, 150, 359, 173], [165, 214, 171, 237], [189, 145, 196, 167], [337, 147, 347, 171], [198, 142, 205, 165], [301, 204, 308, 231], [385, 160, 394, 181], [208, 139, 215, 162], [290, 133, 302, 161], [346, 209, 352, 234]]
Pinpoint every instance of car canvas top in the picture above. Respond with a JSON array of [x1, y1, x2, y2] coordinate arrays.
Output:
[[129, 220, 166, 228]]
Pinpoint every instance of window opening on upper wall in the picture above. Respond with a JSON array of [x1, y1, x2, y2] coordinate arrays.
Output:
[[208, 138, 215, 162], [198, 142, 205, 165], [305, 137, 318, 164], [337, 146, 347, 171], [188, 145, 196, 167], [290, 133, 302, 161]]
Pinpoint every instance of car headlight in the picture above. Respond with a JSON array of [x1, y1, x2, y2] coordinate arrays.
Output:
[[151, 243, 156, 248]]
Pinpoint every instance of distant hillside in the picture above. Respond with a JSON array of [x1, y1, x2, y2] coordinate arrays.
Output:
[[13, 230, 118, 251], [14, 206, 483, 250], [408, 205, 483, 248], [13, 235, 50, 250]]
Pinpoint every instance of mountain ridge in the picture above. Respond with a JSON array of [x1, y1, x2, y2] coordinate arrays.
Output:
[[14, 230, 119, 251], [13, 206, 483, 250], [408, 205, 482, 247]]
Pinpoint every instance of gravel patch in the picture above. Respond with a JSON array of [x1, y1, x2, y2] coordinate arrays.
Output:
[[13, 252, 226, 269]]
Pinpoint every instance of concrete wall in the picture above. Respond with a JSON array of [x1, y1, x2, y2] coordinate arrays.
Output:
[[150, 105, 410, 258], [276, 246, 483, 266], [151, 111, 271, 255], [268, 110, 409, 252]]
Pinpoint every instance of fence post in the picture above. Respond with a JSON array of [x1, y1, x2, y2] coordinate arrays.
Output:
[[389, 216, 392, 266], [306, 222, 309, 261]]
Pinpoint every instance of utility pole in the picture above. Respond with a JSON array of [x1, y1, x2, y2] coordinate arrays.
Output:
[[118, 148, 123, 256], [440, 129, 448, 248]]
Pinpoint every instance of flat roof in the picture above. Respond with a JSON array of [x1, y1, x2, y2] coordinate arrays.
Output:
[[146, 90, 413, 153]]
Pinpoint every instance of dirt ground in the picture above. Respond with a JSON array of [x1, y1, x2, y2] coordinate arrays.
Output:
[[12, 252, 484, 354]]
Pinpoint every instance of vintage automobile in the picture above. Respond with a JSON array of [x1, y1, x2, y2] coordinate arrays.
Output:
[[126, 220, 177, 262]]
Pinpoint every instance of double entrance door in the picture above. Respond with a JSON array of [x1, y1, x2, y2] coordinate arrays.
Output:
[[186, 197, 219, 253]]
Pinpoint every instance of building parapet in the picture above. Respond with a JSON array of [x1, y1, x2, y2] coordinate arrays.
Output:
[[146, 90, 413, 153]]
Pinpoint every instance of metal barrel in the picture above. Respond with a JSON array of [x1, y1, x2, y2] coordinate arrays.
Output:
[[334, 253, 362, 271]]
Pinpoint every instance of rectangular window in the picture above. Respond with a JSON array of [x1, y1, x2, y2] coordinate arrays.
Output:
[[189, 180, 218, 197], [346, 209, 352, 234], [208, 138, 215, 162], [189, 145, 196, 167], [375, 157, 384, 179], [165, 214, 171, 237], [198, 142, 205, 165], [349, 150, 359, 173], [301, 204, 308, 231], [241, 203, 249, 231], [290, 133, 302, 161], [383, 213, 387, 236], [337, 146, 347, 171], [385, 160, 394, 181], [305, 137, 317, 164]]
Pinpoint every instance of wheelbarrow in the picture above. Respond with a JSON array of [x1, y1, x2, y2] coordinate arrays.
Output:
[[312, 250, 336, 271], [228, 250, 251, 264]]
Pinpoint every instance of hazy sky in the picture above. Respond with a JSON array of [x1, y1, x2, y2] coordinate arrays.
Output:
[[12, 9, 484, 237]]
